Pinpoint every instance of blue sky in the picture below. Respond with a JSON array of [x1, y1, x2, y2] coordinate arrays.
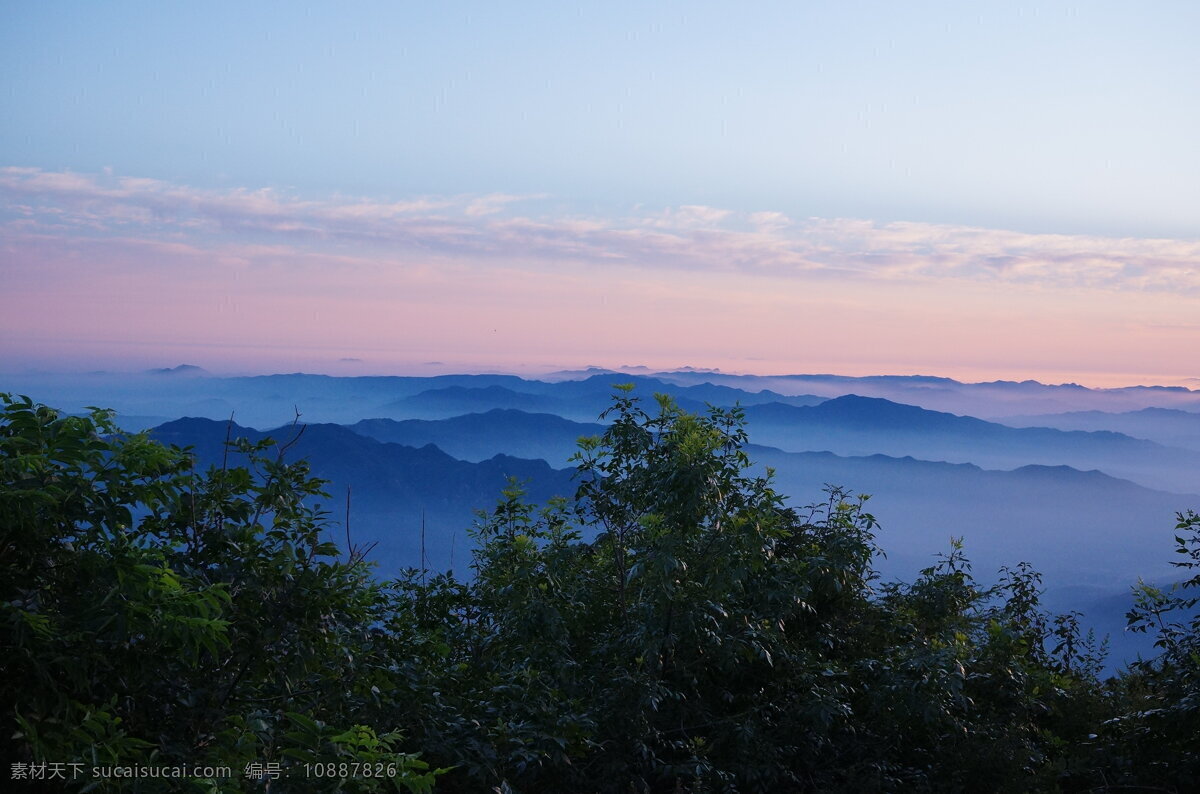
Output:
[[6, 1, 1197, 235], [2, 1, 1198, 383]]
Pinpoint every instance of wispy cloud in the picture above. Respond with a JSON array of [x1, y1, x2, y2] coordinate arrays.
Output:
[[3, 167, 1199, 293]]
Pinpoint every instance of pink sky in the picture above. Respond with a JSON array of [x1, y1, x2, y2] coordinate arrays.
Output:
[[3, 167, 1198, 388]]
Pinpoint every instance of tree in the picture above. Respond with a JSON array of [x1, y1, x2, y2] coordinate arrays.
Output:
[[386, 389, 1110, 792], [1, 394, 441, 792], [1094, 510, 1200, 788], [6, 388, 1197, 792]]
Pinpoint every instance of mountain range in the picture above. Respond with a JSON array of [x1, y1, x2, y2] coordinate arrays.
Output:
[[146, 407, 1198, 669], [149, 417, 578, 577], [13, 364, 1200, 669], [15, 368, 1199, 429], [740, 395, 1200, 493], [1000, 407, 1200, 453]]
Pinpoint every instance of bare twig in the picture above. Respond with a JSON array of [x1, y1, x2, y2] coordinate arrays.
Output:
[[220, 412, 234, 474], [275, 406, 306, 461], [345, 484, 352, 561]]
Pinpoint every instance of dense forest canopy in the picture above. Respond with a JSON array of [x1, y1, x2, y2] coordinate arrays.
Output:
[[2, 390, 1198, 792]]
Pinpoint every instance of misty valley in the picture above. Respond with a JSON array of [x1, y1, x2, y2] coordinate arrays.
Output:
[[14, 367, 1200, 666], [6, 367, 1200, 791]]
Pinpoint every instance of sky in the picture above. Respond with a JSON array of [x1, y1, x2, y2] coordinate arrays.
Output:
[[2, 1, 1198, 386]]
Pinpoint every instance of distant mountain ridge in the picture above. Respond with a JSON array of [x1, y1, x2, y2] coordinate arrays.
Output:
[[366, 375, 826, 423], [139, 406, 1198, 670], [146, 412, 1195, 585], [15, 368, 1197, 430], [744, 440, 1196, 590], [999, 406, 1200, 452], [145, 364, 208, 376], [149, 417, 578, 577], [741, 394, 1200, 493], [349, 410, 607, 465], [650, 371, 1200, 417], [379, 385, 556, 417]]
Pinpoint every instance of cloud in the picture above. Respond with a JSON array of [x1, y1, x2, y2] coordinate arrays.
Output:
[[749, 211, 792, 231], [3, 166, 1199, 294], [464, 194, 532, 217]]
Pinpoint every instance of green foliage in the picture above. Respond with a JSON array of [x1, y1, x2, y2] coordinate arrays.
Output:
[[1, 394, 441, 791], [5, 389, 1198, 792], [384, 391, 1123, 792], [1092, 510, 1200, 788]]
